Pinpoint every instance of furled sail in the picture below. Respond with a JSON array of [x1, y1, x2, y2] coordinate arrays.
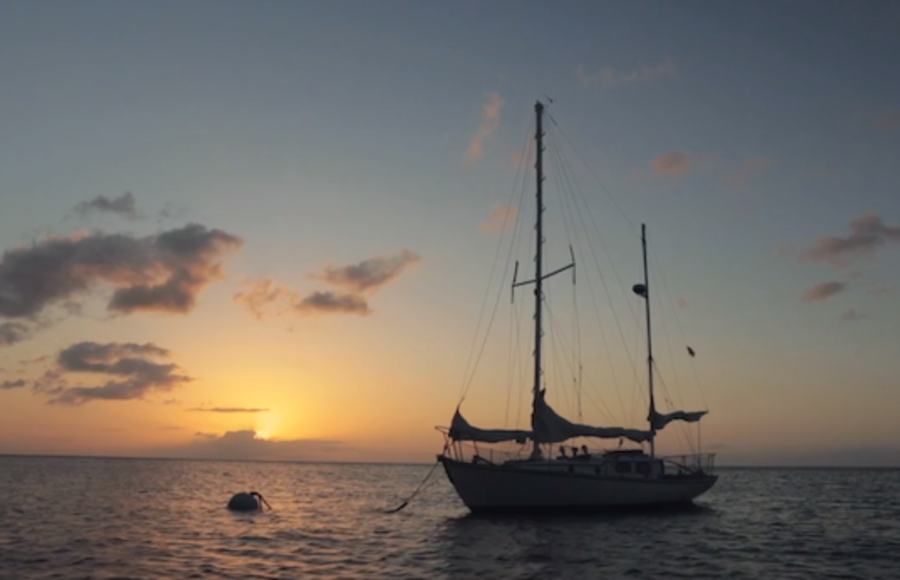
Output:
[[532, 389, 653, 444], [650, 409, 707, 431], [448, 409, 530, 444]]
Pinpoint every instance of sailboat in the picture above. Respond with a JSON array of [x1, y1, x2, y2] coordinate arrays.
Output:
[[437, 100, 717, 511]]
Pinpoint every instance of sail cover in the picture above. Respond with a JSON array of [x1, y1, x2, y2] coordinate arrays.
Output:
[[447, 391, 657, 445], [650, 408, 707, 431], [532, 389, 653, 444], [448, 409, 530, 444]]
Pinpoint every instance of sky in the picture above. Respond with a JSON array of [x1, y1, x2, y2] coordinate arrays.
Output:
[[1, 0, 899, 466]]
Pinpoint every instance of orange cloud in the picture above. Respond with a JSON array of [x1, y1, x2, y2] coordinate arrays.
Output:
[[802, 281, 847, 302], [576, 58, 678, 91], [233, 278, 299, 320], [651, 151, 691, 177], [479, 205, 518, 234], [465, 92, 504, 166], [235, 250, 420, 318]]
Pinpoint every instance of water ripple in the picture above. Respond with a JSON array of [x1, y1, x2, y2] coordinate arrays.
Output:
[[1, 458, 900, 579]]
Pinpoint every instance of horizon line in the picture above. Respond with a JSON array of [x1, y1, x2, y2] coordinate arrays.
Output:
[[1, 452, 899, 470]]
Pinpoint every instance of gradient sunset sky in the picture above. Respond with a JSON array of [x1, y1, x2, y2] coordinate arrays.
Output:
[[1, 0, 899, 465]]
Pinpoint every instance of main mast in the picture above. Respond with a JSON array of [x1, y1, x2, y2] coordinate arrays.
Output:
[[531, 100, 545, 459], [640, 223, 656, 458]]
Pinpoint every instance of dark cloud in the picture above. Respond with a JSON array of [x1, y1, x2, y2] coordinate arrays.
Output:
[[802, 281, 847, 302], [0, 322, 30, 347], [0, 223, 242, 319], [187, 407, 269, 413], [0, 379, 27, 390], [297, 291, 370, 315], [317, 249, 420, 293], [800, 213, 900, 267], [73, 192, 138, 220], [155, 430, 347, 461], [235, 249, 419, 318], [31, 341, 191, 405]]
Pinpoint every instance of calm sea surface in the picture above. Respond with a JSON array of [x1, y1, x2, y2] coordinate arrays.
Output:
[[0, 456, 898, 579]]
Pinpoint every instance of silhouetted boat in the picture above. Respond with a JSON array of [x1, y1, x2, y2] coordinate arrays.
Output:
[[437, 100, 717, 512]]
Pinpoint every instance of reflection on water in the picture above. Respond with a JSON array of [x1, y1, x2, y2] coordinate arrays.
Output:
[[437, 504, 716, 579], [1, 457, 898, 579]]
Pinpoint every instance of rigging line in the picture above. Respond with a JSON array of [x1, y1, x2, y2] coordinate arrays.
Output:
[[460, 127, 531, 402], [544, 298, 574, 419], [504, 276, 516, 429], [546, 298, 571, 417], [550, 125, 645, 421], [548, 112, 709, 420], [515, 298, 531, 430], [555, 134, 652, 431], [654, 370, 697, 452], [459, 118, 533, 401], [546, 130, 584, 421], [552, 122, 641, 330], [648, 244, 709, 410], [545, 130, 629, 423], [545, 133, 580, 417], [650, 258, 688, 413], [553, 174, 632, 425], [653, 361, 696, 451], [648, 259, 698, 452], [544, 298, 617, 425], [547, 112, 637, 232]]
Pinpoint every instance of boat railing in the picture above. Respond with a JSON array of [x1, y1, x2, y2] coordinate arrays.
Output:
[[661, 453, 716, 475], [436, 429, 531, 464]]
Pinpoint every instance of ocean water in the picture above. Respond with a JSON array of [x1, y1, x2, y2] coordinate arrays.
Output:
[[0, 457, 898, 579]]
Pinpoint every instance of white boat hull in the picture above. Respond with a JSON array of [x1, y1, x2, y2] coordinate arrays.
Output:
[[440, 456, 717, 511]]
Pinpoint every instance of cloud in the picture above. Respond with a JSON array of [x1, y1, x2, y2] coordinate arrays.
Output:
[[576, 58, 678, 91], [0, 322, 30, 347], [187, 407, 269, 413], [153, 429, 347, 461], [30, 341, 191, 405], [802, 281, 847, 302], [318, 250, 421, 294], [465, 92, 504, 166], [73, 192, 138, 220], [237, 250, 419, 318], [650, 151, 691, 177], [233, 278, 299, 319], [0, 379, 26, 390], [840, 308, 866, 322], [297, 291, 371, 315], [479, 205, 518, 234], [800, 212, 900, 267], [0, 223, 242, 319]]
